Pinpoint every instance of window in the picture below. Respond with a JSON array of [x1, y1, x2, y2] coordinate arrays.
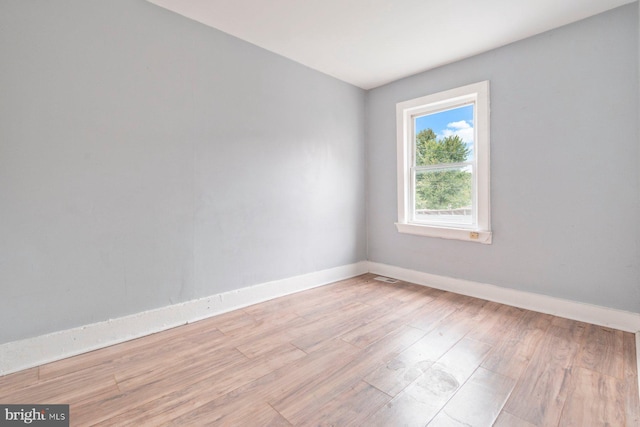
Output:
[[396, 81, 491, 243]]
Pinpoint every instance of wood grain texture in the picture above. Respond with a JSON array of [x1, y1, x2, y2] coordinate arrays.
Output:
[[503, 323, 585, 425], [623, 332, 640, 426], [0, 273, 637, 426], [481, 309, 552, 380], [0, 367, 38, 395], [557, 367, 625, 427], [296, 381, 391, 426], [577, 324, 625, 379]]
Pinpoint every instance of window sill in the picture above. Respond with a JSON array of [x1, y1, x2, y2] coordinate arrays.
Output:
[[395, 222, 492, 244]]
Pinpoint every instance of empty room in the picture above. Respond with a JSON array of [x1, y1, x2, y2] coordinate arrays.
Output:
[[1, 0, 639, 425]]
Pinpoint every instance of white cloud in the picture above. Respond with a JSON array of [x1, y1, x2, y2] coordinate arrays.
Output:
[[440, 120, 474, 143], [448, 120, 471, 130]]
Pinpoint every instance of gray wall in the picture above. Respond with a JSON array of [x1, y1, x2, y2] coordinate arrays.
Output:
[[0, 0, 366, 344], [367, 3, 640, 312]]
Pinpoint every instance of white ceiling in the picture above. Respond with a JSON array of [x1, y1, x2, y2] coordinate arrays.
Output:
[[147, 0, 635, 89]]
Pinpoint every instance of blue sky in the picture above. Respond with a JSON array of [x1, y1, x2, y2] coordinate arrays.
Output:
[[415, 104, 474, 143]]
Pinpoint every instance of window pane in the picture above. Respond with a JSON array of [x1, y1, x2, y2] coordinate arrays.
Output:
[[414, 104, 474, 166], [414, 166, 472, 224]]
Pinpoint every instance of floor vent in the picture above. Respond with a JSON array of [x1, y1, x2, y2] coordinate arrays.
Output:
[[374, 276, 399, 284]]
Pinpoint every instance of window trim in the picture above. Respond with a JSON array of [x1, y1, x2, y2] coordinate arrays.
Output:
[[395, 81, 492, 244]]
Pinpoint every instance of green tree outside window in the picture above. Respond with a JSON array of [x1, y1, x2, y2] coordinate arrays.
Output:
[[415, 129, 472, 211]]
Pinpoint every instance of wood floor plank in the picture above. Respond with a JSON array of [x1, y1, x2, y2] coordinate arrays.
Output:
[[203, 308, 258, 335], [242, 307, 302, 330], [0, 370, 119, 406], [375, 280, 444, 304], [99, 343, 306, 426], [251, 280, 341, 315], [166, 338, 361, 425], [363, 326, 461, 397], [426, 367, 515, 426], [71, 348, 251, 426], [481, 309, 552, 380], [493, 411, 537, 427], [427, 338, 493, 386], [465, 302, 524, 346], [244, 338, 361, 404], [38, 316, 232, 385], [577, 323, 625, 379], [407, 292, 470, 333], [234, 315, 310, 358], [167, 402, 292, 426], [503, 322, 585, 426], [271, 325, 425, 425], [622, 332, 640, 427], [299, 381, 392, 427], [114, 345, 246, 391], [290, 301, 395, 353], [340, 286, 436, 348], [106, 325, 235, 387], [364, 338, 492, 427], [364, 299, 488, 397], [324, 274, 381, 296], [557, 367, 626, 426], [0, 367, 39, 394], [304, 275, 386, 311]]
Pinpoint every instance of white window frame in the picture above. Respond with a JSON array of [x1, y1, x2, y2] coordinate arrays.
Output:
[[396, 81, 492, 244]]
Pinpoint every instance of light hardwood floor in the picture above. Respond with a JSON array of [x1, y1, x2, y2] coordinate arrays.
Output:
[[1, 274, 638, 426]]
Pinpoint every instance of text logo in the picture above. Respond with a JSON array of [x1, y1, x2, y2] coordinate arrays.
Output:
[[0, 405, 68, 426]]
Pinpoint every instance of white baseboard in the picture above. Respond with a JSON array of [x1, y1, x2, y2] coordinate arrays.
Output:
[[368, 261, 640, 333], [0, 261, 368, 376]]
